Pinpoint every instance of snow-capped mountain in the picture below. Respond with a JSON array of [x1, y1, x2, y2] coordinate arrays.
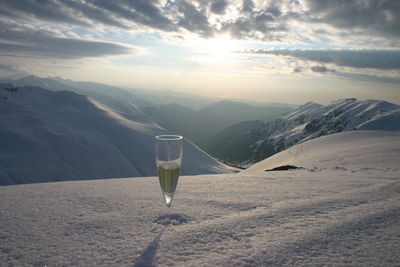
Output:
[[0, 85, 233, 185], [2, 75, 151, 118], [209, 98, 400, 165]]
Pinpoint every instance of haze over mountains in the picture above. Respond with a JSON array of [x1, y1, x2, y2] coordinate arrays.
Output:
[[142, 100, 294, 150]]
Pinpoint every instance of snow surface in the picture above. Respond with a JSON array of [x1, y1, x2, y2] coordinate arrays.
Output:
[[244, 131, 400, 174], [279, 98, 400, 144], [0, 85, 233, 185], [1, 131, 399, 266]]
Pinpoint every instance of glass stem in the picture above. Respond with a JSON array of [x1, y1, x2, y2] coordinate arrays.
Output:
[[164, 206, 171, 225]]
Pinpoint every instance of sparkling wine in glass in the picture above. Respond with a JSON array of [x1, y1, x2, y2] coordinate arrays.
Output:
[[156, 135, 183, 209]]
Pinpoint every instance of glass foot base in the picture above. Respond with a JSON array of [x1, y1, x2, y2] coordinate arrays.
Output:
[[163, 192, 174, 208]]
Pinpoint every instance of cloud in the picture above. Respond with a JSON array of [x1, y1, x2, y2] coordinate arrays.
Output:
[[210, 0, 229, 15], [335, 72, 400, 85], [176, 0, 213, 37], [0, 0, 175, 32], [0, 21, 134, 59], [0, 0, 293, 40], [293, 67, 302, 73], [249, 49, 400, 70], [310, 65, 336, 73], [123, 0, 176, 31], [304, 0, 400, 38], [242, 0, 255, 13], [221, 6, 289, 41], [0, 0, 91, 27], [60, 1, 130, 29], [0, 64, 20, 73], [0, 0, 399, 57]]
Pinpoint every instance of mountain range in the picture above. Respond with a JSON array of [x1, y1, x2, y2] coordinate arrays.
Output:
[[142, 100, 294, 150], [1, 75, 399, 183], [2, 75, 295, 155], [0, 84, 233, 185]]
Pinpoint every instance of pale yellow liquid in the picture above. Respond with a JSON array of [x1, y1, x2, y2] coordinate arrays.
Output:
[[157, 163, 180, 207]]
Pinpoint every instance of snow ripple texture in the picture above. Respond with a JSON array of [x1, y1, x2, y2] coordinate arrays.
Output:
[[1, 169, 399, 266]]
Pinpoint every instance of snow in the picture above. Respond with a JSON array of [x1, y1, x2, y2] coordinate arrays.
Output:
[[1, 131, 399, 266], [244, 131, 400, 173], [0, 85, 233, 185], [264, 98, 400, 154]]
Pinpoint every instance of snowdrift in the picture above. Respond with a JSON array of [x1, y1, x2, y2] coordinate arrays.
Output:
[[1, 166, 399, 265], [244, 130, 400, 174]]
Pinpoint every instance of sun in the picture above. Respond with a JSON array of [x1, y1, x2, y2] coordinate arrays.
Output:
[[198, 34, 242, 63], [205, 35, 238, 55]]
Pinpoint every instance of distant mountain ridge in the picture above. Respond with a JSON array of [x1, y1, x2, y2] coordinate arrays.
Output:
[[0, 85, 233, 185], [209, 98, 400, 165], [2, 75, 296, 153], [142, 100, 294, 150], [3, 75, 151, 119]]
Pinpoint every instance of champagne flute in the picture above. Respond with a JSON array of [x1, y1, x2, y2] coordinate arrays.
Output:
[[155, 135, 183, 212]]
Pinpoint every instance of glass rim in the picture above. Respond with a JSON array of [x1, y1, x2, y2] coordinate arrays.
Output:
[[156, 135, 183, 141]]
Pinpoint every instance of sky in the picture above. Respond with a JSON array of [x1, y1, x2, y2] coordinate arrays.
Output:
[[0, 0, 399, 104]]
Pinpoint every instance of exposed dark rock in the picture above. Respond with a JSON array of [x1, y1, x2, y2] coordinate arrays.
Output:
[[265, 165, 304, 171]]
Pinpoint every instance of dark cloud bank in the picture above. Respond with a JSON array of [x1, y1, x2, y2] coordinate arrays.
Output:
[[0, 0, 399, 62], [0, 20, 132, 59], [249, 49, 400, 70], [306, 0, 400, 37], [1, 0, 399, 38]]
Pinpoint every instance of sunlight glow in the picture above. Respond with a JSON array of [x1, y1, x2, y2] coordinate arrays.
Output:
[[205, 35, 237, 54], [197, 34, 242, 63]]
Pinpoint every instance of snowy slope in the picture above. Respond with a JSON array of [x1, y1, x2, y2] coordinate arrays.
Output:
[[210, 98, 400, 164], [2, 75, 151, 118], [0, 85, 233, 185], [0, 169, 399, 265], [244, 130, 400, 174]]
